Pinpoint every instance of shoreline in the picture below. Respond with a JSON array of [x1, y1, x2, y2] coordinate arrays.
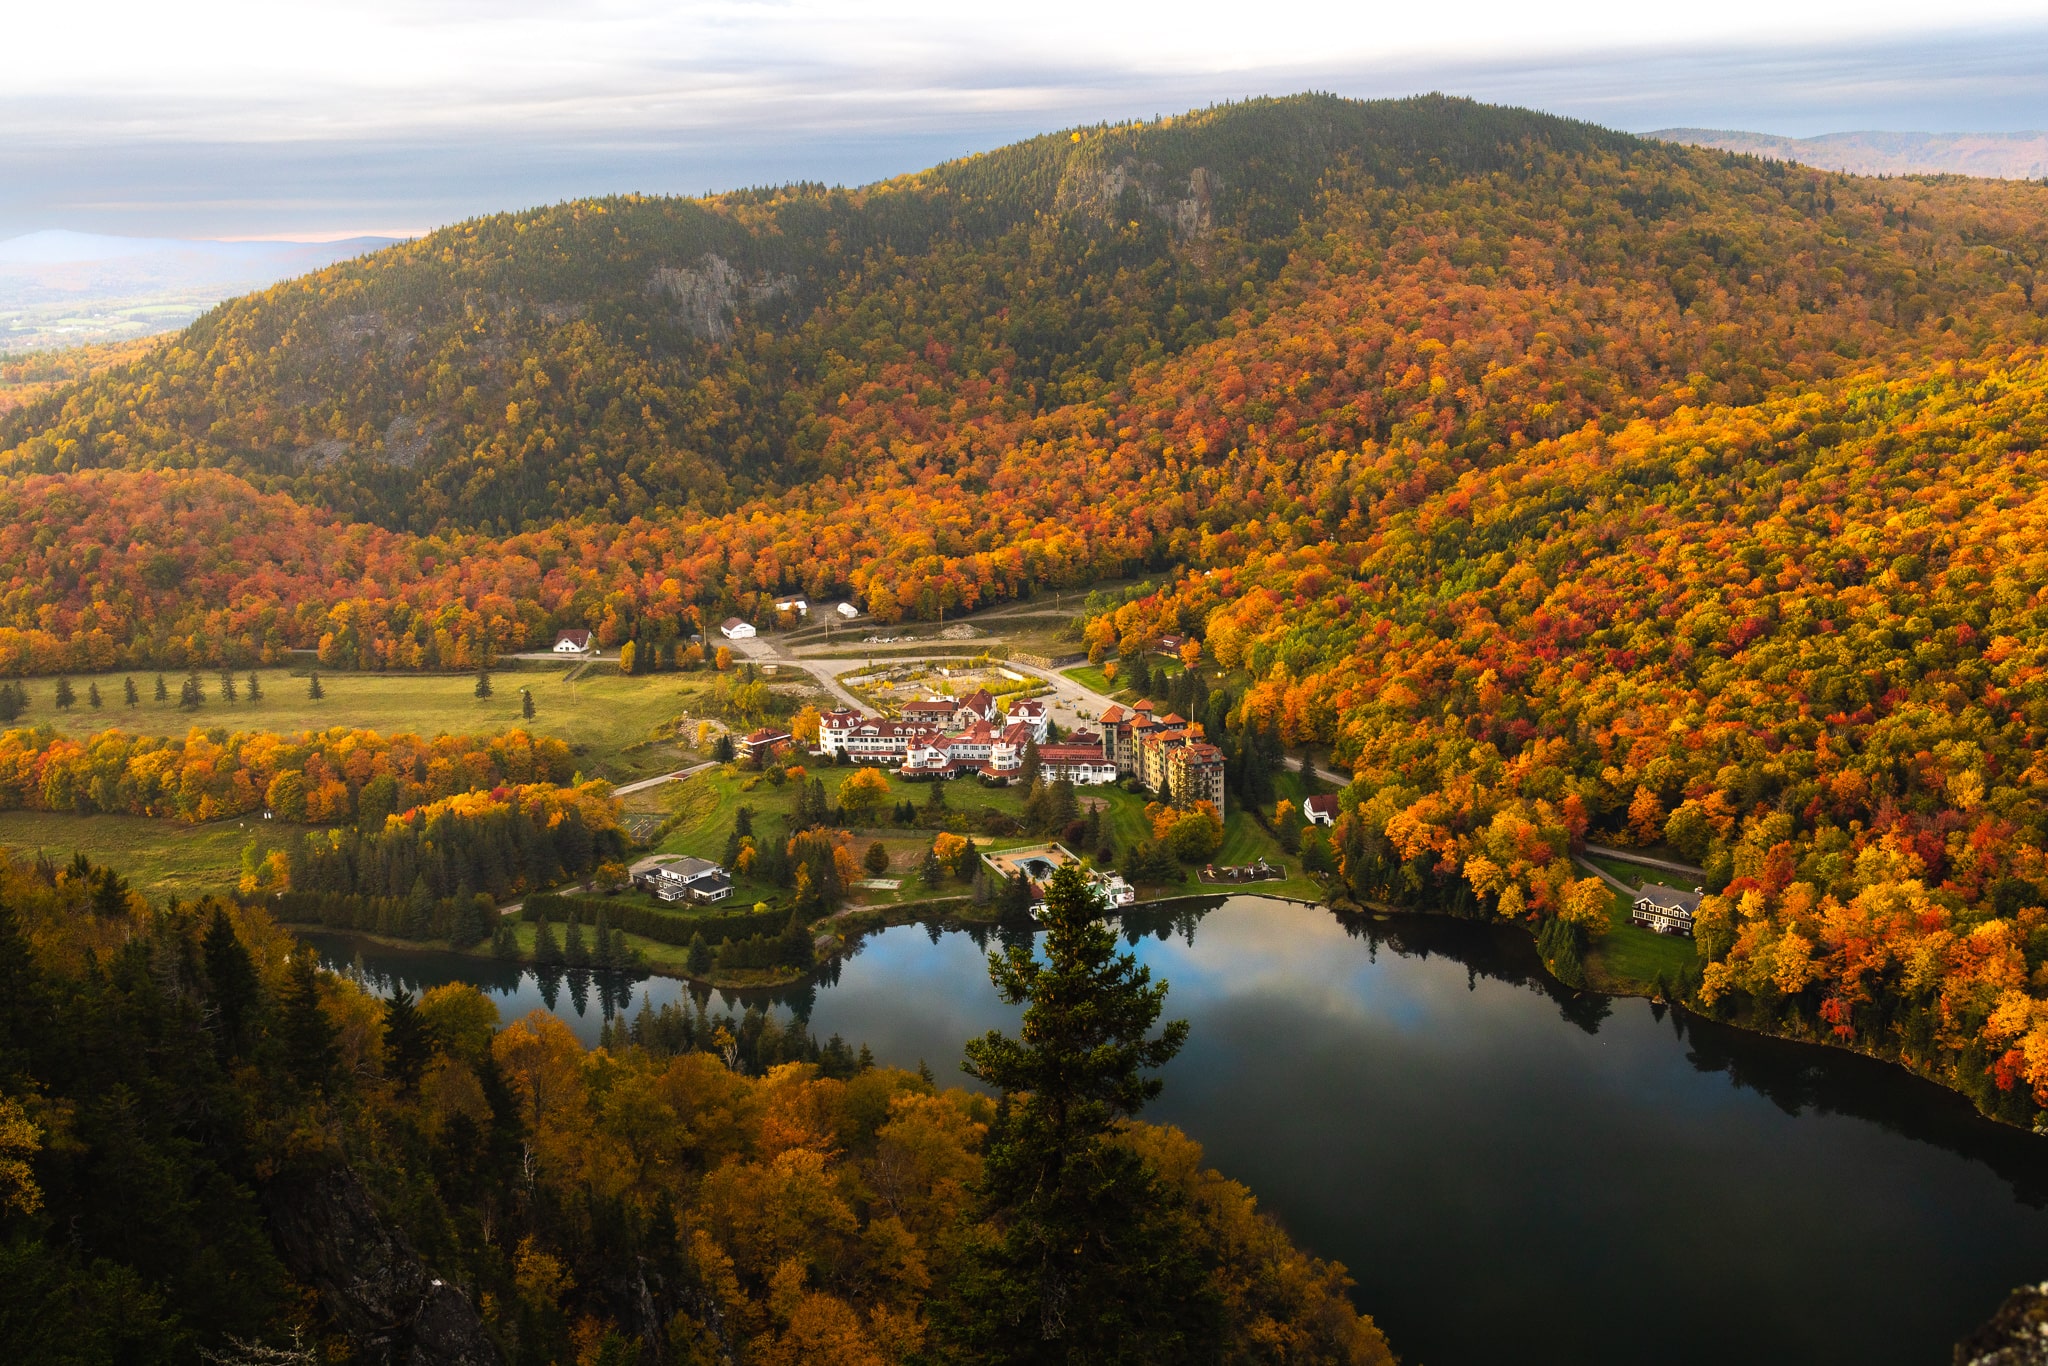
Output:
[[296, 885, 2045, 1135]]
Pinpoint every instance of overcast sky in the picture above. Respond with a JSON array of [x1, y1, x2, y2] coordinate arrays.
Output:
[[5, 0, 2047, 239]]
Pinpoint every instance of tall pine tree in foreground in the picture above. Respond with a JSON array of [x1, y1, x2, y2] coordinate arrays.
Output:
[[947, 861, 1216, 1363]]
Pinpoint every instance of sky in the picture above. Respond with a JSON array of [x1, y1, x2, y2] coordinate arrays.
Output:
[[5, 0, 2048, 239]]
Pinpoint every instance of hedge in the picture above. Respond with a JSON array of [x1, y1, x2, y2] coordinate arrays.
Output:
[[521, 891, 791, 948]]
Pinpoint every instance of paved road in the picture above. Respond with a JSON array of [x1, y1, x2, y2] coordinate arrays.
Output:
[[612, 760, 717, 796], [1581, 842, 1707, 879], [1282, 753, 1353, 789], [730, 636, 869, 711]]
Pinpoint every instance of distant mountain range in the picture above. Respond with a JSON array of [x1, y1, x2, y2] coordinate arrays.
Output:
[[0, 230, 401, 352], [1652, 128, 2048, 180]]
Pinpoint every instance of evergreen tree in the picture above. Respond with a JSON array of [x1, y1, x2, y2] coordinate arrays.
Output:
[[565, 910, 589, 967], [865, 840, 891, 875], [307, 669, 324, 700], [201, 906, 260, 1056], [952, 835, 980, 882], [405, 875, 434, 939], [475, 669, 493, 699], [1127, 652, 1152, 696], [533, 911, 562, 965], [1049, 778, 1079, 832], [0, 682, 21, 723], [1023, 779, 1051, 834], [451, 893, 494, 949], [522, 688, 536, 720], [123, 676, 139, 707], [179, 672, 204, 710], [492, 920, 521, 959], [246, 671, 263, 705], [921, 844, 946, 887], [924, 776, 948, 814], [1020, 738, 1042, 787], [592, 908, 614, 970], [382, 989, 432, 1091], [153, 673, 169, 703], [778, 912, 814, 968], [686, 932, 711, 976], [53, 677, 74, 710], [279, 953, 340, 1091], [218, 670, 239, 704], [90, 867, 130, 919], [999, 871, 1034, 918], [86, 681, 102, 709], [714, 731, 735, 762], [949, 862, 1210, 1359]]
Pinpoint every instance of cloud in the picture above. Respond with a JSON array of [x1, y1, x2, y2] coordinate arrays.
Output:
[[3, 4, 2045, 237]]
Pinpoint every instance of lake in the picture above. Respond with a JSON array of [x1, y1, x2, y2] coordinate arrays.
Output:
[[306, 896, 2048, 1365]]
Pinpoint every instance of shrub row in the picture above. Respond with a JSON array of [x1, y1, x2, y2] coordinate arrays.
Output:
[[521, 891, 790, 947]]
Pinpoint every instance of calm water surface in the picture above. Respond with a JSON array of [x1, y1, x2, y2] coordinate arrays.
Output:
[[308, 897, 2048, 1366]]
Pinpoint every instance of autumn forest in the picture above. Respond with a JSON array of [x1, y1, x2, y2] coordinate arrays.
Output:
[[6, 90, 2048, 1362]]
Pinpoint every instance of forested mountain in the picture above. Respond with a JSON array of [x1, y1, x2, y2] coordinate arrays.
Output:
[[6, 92, 2048, 1131], [3, 94, 2041, 536]]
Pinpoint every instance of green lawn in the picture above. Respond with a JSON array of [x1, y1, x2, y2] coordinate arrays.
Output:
[[1586, 853, 1700, 893], [1585, 886, 1702, 992], [1063, 664, 1125, 698], [654, 762, 1306, 906], [0, 809, 307, 902], [0, 667, 777, 785]]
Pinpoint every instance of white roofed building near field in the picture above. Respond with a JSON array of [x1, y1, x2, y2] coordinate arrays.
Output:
[[636, 856, 734, 904], [719, 617, 757, 640], [774, 595, 809, 617], [836, 601, 860, 619]]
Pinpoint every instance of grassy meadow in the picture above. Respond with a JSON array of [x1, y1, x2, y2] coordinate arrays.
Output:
[[0, 808, 306, 903], [0, 665, 809, 786]]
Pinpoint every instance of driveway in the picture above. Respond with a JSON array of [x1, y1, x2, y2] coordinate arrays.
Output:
[[727, 635, 872, 712], [612, 760, 718, 797]]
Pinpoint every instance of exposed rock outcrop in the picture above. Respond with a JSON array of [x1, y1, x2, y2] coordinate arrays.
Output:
[[1957, 1282, 2048, 1365], [649, 255, 795, 342], [262, 1162, 501, 1366]]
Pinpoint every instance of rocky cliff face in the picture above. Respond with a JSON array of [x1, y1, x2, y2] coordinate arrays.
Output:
[[262, 1162, 501, 1366], [1957, 1282, 2048, 1366]]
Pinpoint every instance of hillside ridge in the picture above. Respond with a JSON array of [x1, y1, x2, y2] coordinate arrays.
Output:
[[1653, 126, 2048, 180]]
